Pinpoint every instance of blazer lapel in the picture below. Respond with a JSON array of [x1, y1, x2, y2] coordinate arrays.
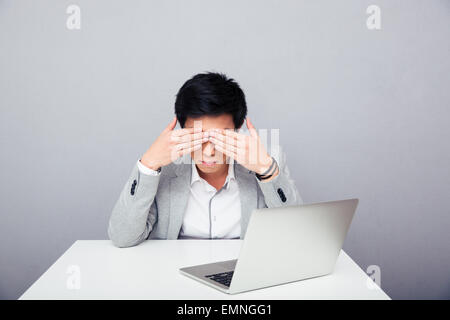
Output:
[[235, 164, 258, 238], [167, 157, 192, 239], [166, 159, 258, 240]]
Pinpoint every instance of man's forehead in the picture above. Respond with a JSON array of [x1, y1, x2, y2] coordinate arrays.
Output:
[[185, 120, 234, 130], [185, 126, 234, 132], [185, 114, 233, 125]]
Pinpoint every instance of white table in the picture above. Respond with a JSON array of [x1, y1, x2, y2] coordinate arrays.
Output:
[[20, 240, 390, 299]]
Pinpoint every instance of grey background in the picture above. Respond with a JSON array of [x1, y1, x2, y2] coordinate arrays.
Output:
[[0, 0, 449, 299]]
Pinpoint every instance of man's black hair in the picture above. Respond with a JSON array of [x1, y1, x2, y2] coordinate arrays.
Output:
[[175, 72, 247, 128]]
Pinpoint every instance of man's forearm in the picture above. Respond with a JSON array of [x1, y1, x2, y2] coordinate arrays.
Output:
[[108, 164, 160, 247], [256, 148, 302, 207]]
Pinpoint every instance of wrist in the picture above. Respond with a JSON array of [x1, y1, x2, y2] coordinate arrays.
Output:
[[255, 156, 279, 181], [255, 155, 274, 175], [140, 156, 161, 171], [257, 166, 279, 182]]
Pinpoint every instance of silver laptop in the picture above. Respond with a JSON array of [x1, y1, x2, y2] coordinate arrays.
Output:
[[179, 198, 358, 294]]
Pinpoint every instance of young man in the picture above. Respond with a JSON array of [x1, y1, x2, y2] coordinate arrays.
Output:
[[108, 72, 302, 247]]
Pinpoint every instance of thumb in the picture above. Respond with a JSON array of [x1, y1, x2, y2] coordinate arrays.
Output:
[[165, 116, 177, 131], [246, 118, 258, 138]]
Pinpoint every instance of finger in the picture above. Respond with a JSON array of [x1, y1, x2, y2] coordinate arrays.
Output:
[[171, 127, 196, 137], [209, 136, 247, 151], [210, 133, 239, 149], [246, 117, 254, 130], [246, 118, 258, 138], [207, 128, 234, 135], [172, 131, 209, 143], [209, 137, 239, 154], [223, 129, 244, 140], [223, 132, 248, 149], [207, 130, 226, 142], [213, 143, 237, 159], [176, 137, 209, 150], [224, 129, 252, 144], [212, 138, 248, 162], [164, 116, 177, 132], [212, 133, 252, 165], [210, 130, 246, 145], [178, 143, 202, 156]]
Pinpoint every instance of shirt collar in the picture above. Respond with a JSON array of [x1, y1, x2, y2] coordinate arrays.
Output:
[[191, 158, 235, 191]]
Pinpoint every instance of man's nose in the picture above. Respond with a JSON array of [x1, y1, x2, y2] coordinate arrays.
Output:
[[202, 140, 215, 157]]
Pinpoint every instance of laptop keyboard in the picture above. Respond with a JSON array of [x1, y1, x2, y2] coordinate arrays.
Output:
[[205, 271, 234, 287]]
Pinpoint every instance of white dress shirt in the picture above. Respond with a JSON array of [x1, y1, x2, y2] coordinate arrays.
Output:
[[137, 159, 241, 239], [137, 160, 161, 176]]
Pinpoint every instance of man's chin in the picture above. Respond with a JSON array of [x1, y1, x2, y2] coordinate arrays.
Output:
[[196, 160, 229, 173], [197, 164, 218, 173]]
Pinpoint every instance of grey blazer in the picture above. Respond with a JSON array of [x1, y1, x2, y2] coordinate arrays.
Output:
[[108, 147, 302, 247]]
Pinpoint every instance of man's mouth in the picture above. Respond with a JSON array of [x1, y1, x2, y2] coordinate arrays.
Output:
[[201, 160, 217, 167]]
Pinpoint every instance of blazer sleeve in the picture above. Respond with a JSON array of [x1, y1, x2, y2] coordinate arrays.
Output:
[[108, 164, 159, 248], [256, 146, 303, 207]]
